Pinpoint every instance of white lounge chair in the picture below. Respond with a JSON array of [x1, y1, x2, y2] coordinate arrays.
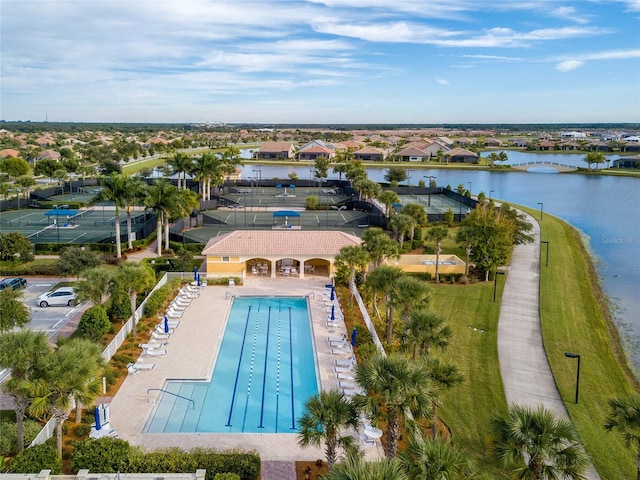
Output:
[[229, 278, 235, 286], [329, 338, 348, 348], [151, 331, 170, 341], [180, 288, 199, 298], [331, 346, 352, 356], [143, 349, 168, 357], [169, 302, 187, 312], [165, 309, 183, 319], [341, 388, 361, 397], [174, 296, 192, 305], [138, 343, 163, 350], [359, 433, 376, 447], [334, 365, 355, 375], [336, 372, 355, 380], [127, 362, 156, 373], [339, 380, 359, 389], [335, 356, 356, 367]]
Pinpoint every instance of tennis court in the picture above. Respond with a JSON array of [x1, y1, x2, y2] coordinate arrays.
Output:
[[0, 207, 152, 244], [396, 193, 468, 215], [221, 185, 351, 211]]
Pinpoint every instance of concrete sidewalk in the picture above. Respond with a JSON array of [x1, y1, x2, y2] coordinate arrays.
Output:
[[497, 211, 600, 479]]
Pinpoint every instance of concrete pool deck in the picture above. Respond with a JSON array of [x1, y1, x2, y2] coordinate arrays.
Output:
[[108, 276, 383, 463]]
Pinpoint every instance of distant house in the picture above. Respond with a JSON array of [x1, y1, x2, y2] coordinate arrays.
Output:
[[353, 146, 386, 162], [0, 149, 20, 158], [297, 144, 335, 161], [397, 146, 429, 162], [612, 155, 640, 169], [443, 147, 478, 164], [256, 142, 296, 160], [436, 137, 454, 148], [35, 136, 55, 147], [587, 141, 613, 152], [512, 138, 530, 148], [484, 138, 502, 147], [38, 150, 61, 161], [455, 137, 475, 147], [559, 141, 580, 151], [537, 140, 556, 151]]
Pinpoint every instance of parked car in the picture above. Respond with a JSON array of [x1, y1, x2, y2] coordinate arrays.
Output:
[[0, 277, 27, 291], [37, 287, 77, 307]]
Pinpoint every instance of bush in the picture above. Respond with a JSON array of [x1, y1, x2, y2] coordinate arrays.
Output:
[[108, 288, 132, 321], [214, 474, 240, 480], [144, 285, 169, 318], [71, 437, 132, 473], [77, 305, 110, 341], [305, 195, 319, 210], [74, 423, 91, 438], [0, 419, 42, 456], [8, 440, 62, 474], [0, 260, 59, 276], [407, 272, 432, 281]]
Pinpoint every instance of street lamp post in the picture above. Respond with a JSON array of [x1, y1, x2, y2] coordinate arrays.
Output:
[[331, 205, 347, 228], [537, 202, 544, 220], [541, 240, 550, 267], [564, 352, 581, 404], [493, 270, 506, 303], [424, 175, 437, 206]]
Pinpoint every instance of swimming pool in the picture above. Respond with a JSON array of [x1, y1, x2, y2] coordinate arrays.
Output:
[[144, 296, 318, 433]]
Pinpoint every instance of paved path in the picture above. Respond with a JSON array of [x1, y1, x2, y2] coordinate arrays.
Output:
[[497, 211, 600, 479]]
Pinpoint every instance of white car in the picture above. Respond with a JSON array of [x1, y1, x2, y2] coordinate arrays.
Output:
[[37, 287, 78, 307]]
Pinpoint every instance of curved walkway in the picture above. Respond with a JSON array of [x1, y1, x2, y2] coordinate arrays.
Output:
[[497, 211, 599, 479]]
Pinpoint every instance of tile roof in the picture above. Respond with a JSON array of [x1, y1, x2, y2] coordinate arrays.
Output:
[[0, 149, 20, 158], [258, 141, 295, 152], [202, 230, 362, 256]]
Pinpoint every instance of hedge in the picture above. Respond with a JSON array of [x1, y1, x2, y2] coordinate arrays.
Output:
[[8, 440, 62, 474], [76, 305, 111, 342], [0, 261, 59, 276], [0, 419, 43, 456]]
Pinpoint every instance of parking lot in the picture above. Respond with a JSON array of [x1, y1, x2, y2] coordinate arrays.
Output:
[[0, 277, 89, 383]]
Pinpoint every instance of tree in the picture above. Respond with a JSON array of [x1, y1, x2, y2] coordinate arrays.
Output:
[[398, 435, 475, 480], [33, 159, 58, 181], [0, 157, 30, 179], [76, 305, 110, 342], [57, 246, 101, 279], [121, 176, 146, 250], [323, 453, 407, 480], [168, 152, 191, 190], [354, 354, 436, 459], [115, 263, 155, 338], [583, 151, 606, 171], [0, 231, 34, 262], [362, 227, 399, 268], [0, 330, 51, 452], [401, 310, 451, 359], [384, 166, 407, 184], [334, 245, 370, 285], [365, 265, 404, 345], [144, 179, 176, 256], [426, 226, 449, 283], [93, 174, 128, 258], [28, 338, 105, 457], [314, 156, 331, 181], [297, 390, 359, 469], [393, 276, 430, 324], [424, 357, 463, 438], [491, 404, 589, 480], [401, 203, 427, 231], [355, 178, 381, 202], [170, 188, 199, 238], [389, 213, 416, 249], [378, 190, 399, 218], [605, 395, 640, 480], [0, 288, 31, 332]]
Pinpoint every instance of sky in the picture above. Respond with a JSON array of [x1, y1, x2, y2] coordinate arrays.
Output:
[[1, 0, 639, 124]]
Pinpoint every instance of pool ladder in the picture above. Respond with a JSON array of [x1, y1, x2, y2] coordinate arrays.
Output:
[[226, 291, 236, 299], [305, 291, 315, 299], [147, 388, 195, 409]]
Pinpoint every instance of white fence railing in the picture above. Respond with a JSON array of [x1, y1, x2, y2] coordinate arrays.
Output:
[[28, 417, 56, 447], [349, 281, 386, 355]]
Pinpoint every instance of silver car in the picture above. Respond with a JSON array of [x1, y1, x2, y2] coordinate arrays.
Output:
[[37, 287, 78, 307]]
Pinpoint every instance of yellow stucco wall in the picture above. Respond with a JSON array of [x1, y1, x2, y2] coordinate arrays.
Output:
[[386, 254, 466, 275]]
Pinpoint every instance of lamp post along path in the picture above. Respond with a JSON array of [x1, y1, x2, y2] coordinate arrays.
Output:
[[564, 352, 581, 404]]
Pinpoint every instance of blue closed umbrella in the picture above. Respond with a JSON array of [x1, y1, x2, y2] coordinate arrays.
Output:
[[331, 305, 335, 320], [164, 315, 169, 334], [351, 327, 357, 347], [330, 286, 335, 301], [193, 267, 197, 280], [197, 273, 201, 287], [94, 406, 102, 430]]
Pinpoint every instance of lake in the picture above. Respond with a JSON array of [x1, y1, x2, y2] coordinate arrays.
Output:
[[239, 158, 640, 371]]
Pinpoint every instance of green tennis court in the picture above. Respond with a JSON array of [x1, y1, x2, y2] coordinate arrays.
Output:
[[396, 193, 467, 215]]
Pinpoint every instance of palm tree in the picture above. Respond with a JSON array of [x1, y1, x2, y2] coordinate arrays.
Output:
[[144, 179, 175, 256], [393, 276, 430, 324], [170, 188, 199, 236], [323, 453, 407, 480], [28, 338, 105, 457], [191, 153, 224, 201], [354, 354, 436, 459], [297, 390, 359, 469], [605, 395, 640, 480], [491, 404, 589, 480], [425, 357, 463, 438], [401, 310, 451, 360], [427, 226, 449, 283], [389, 213, 416, 249], [455, 227, 473, 277], [75, 266, 115, 305], [398, 435, 475, 480], [401, 203, 428, 232], [93, 174, 127, 258], [378, 190, 399, 218], [365, 265, 404, 345], [334, 245, 370, 285], [121, 176, 145, 250], [168, 152, 191, 190], [583, 151, 606, 171], [116, 263, 155, 338], [362, 227, 399, 268], [0, 330, 51, 453]]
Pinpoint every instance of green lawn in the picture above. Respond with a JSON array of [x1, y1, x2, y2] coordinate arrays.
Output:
[[530, 207, 639, 479], [430, 282, 509, 476]]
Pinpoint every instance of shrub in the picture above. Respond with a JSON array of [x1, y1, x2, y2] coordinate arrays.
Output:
[[0, 419, 42, 456], [108, 288, 132, 321], [305, 195, 319, 210], [214, 474, 240, 480], [8, 440, 62, 474], [71, 437, 132, 473], [74, 424, 91, 438], [144, 285, 169, 318], [77, 305, 110, 342]]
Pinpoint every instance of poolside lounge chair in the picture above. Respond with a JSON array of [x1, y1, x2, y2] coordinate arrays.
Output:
[[174, 296, 192, 306], [151, 331, 170, 341], [331, 345, 353, 356], [155, 324, 176, 335], [359, 433, 376, 447], [339, 380, 360, 389], [143, 348, 168, 357], [341, 388, 361, 397], [168, 302, 187, 312], [335, 356, 356, 367], [138, 343, 164, 350], [165, 309, 183, 319], [329, 336, 348, 348], [229, 278, 235, 286], [127, 362, 156, 374], [180, 288, 199, 298], [336, 372, 356, 381], [334, 365, 355, 375]]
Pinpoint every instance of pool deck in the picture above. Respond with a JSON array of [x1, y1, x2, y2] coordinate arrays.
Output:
[[108, 276, 383, 463]]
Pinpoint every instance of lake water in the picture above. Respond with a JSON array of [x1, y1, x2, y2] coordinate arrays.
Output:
[[239, 159, 640, 371]]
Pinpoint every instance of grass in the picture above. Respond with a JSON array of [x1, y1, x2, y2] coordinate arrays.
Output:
[[121, 156, 170, 175], [527, 206, 639, 479], [430, 282, 509, 477]]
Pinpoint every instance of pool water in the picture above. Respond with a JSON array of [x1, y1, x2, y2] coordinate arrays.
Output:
[[144, 296, 318, 433]]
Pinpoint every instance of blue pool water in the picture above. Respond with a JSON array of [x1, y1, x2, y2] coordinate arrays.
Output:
[[144, 296, 318, 433]]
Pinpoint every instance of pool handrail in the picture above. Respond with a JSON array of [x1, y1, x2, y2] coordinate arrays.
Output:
[[147, 388, 195, 409], [225, 291, 235, 299], [305, 291, 315, 298]]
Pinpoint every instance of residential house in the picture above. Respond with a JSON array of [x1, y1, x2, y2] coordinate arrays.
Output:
[[443, 147, 478, 164], [256, 142, 296, 160], [38, 149, 61, 161], [353, 146, 386, 162], [484, 138, 502, 147], [0, 149, 20, 158], [397, 146, 430, 162], [612, 155, 640, 168], [455, 137, 475, 147], [297, 144, 335, 161]]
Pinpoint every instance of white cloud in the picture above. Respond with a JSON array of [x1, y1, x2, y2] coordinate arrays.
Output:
[[555, 60, 583, 71], [436, 78, 450, 85]]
